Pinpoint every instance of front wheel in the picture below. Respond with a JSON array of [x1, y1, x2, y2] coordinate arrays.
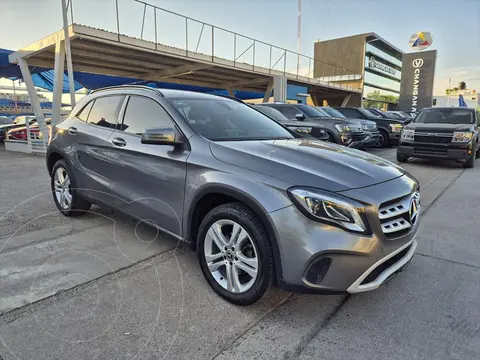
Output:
[[463, 153, 475, 168], [378, 130, 389, 148], [197, 203, 273, 306]]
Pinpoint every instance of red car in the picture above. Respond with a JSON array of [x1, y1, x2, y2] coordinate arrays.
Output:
[[7, 118, 51, 140]]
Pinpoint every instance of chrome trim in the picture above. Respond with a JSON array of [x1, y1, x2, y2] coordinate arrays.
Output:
[[378, 191, 420, 236], [414, 132, 453, 137], [347, 239, 417, 293]]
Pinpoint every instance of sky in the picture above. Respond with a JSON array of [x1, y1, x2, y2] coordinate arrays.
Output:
[[1, 0, 479, 97]]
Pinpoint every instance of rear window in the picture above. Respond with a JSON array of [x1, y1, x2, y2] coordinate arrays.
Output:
[[415, 109, 474, 124], [86, 96, 124, 128]]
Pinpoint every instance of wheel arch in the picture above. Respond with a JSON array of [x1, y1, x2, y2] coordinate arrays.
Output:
[[46, 150, 65, 175], [186, 184, 284, 282]]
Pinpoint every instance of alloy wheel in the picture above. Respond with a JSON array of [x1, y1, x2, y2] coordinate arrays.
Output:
[[53, 167, 72, 209], [203, 219, 259, 293]]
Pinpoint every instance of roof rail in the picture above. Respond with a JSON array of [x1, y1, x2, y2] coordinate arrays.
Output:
[[90, 85, 164, 97]]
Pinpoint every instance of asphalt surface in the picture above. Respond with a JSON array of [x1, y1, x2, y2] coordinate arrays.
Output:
[[0, 144, 479, 360]]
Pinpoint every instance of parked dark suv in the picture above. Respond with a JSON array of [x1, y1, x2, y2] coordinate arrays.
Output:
[[252, 104, 329, 141], [335, 107, 404, 147], [47, 86, 420, 305], [397, 107, 479, 168], [257, 103, 368, 148]]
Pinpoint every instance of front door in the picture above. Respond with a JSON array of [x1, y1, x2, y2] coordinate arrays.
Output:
[[107, 95, 189, 236]]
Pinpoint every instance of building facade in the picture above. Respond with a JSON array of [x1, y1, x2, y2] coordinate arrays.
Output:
[[312, 33, 403, 108]]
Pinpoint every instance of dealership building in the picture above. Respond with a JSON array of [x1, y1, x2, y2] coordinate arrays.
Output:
[[312, 33, 404, 108]]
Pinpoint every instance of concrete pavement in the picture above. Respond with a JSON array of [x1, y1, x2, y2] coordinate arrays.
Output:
[[0, 146, 478, 359]]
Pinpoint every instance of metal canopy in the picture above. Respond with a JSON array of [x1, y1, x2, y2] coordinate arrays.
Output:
[[9, 24, 362, 95]]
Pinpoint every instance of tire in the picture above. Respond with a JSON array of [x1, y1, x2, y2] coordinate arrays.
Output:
[[476, 143, 480, 158], [397, 153, 409, 163], [197, 202, 273, 306], [51, 159, 91, 216], [327, 132, 335, 143], [463, 153, 475, 168], [378, 129, 389, 148]]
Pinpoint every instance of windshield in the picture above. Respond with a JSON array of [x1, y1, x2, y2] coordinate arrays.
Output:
[[321, 107, 346, 118], [254, 105, 289, 122], [414, 108, 474, 124], [358, 108, 380, 118], [0, 117, 13, 124], [169, 98, 294, 141], [299, 105, 329, 118]]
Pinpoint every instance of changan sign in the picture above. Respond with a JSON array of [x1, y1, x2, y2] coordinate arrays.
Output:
[[398, 50, 437, 113]]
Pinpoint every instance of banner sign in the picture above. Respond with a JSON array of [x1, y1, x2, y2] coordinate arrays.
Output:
[[398, 50, 437, 112]]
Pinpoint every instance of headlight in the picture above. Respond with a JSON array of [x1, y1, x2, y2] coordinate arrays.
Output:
[[288, 188, 367, 233], [288, 126, 312, 134], [335, 124, 360, 132], [452, 132, 473, 142], [401, 129, 414, 140], [389, 124, 403, 132]]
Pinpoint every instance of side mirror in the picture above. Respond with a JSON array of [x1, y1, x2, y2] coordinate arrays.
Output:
[[295, 113, 306, 121], [141, 127, 181, 145]]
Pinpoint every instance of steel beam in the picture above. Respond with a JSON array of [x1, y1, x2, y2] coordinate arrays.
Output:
[[17, 58, 48, 143], [341, 94, 351, 107], [52, 39, 66, 126], [263, 79, 274, 102], [141, 63, 213, 81], [61, 0, 76, 107]]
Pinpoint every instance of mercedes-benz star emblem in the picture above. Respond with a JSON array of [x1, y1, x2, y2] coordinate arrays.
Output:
[[409, 195, 420, 225]]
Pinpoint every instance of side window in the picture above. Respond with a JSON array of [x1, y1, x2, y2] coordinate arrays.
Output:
[[77, 100, 94, 121], [120, 96, 173, 135], [339, 108, 361, 118], [87, 95, 124, 128], [275, 106, 300, 120]]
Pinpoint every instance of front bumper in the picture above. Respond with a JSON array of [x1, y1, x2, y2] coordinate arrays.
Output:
[[398, 140, 471, 160], [270, 177, 419, 294], [340, 132, 368, 148], [363, 131, 381, 146], [389, 131, 402, 144]]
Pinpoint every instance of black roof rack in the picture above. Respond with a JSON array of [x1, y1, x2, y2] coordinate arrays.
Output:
[[90, 85, 164, 97]]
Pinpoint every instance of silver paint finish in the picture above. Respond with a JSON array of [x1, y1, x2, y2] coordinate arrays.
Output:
[[48, 86, 420, 293]]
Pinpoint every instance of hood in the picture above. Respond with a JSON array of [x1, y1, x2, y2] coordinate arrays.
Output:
[[406, 123, 472, 132], [210, 139, 405, 192], [356, 119, 376, 126], [282, 120, 325, 129]]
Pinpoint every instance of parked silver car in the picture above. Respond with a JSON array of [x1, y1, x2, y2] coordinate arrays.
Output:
[[47, 86, 420, 305]]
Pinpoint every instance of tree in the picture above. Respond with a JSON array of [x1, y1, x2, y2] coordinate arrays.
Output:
[[363, 90, 399, 108], [453, 87, 459, 92], [459, 81, 467, 90]]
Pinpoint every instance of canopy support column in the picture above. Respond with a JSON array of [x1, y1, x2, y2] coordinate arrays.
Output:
[[226, 87, 235, 97], [341, 94, 351, 107], [263, 79, 273, 103], [61, 0, 76, 107], [52, 39, 66, 126], [273, 76, 287, 102], [17, 58, 47, 139]]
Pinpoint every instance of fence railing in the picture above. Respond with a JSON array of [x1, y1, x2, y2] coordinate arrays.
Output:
[[69, 0, 362, 92]]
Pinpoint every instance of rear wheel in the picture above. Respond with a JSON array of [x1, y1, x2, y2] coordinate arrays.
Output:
[[197, 203, 273, 306], [51, 160, 91, 216]]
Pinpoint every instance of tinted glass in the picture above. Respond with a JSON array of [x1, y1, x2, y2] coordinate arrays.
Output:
[[336, 108, 362, 118], [77, 100, 94, 121], [0, 117, 13, 124], [414, 109, 474, 124], [321, 107, 346, 118], [170, 98, 293, 141], [358, 108, 379, 118], [274, 106, 301, 119], [254, 106, 289, 122], [298, 105, 328, 118], [87, 96, 123, 128], [121, 96, 173, 135]]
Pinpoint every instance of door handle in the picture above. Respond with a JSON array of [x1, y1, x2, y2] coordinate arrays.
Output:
[[68, 127, 78, 135], [112, 137, 127, 147]]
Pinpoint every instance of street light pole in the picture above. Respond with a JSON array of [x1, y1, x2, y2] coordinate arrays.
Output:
[[447, 78, 451, 107]]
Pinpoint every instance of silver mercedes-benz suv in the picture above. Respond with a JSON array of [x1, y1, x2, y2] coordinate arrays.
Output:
[[47, 86, 420, 305]]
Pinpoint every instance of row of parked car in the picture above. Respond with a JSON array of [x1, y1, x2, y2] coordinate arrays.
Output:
[[249, 103, 415, 149], [0, 115, 49, 142]]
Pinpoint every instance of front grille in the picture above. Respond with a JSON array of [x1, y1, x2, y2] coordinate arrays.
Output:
[[352, 134, 367, 141], [360, 245, 411, 285], [414, 132, 452, 144], [378, 191, 420, 238], [413, 146, 447, 156], [305, 257, 332, 284]]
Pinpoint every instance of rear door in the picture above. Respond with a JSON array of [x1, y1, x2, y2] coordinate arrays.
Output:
[[68, 95, 125, 203], [107, 94, 189, 236]]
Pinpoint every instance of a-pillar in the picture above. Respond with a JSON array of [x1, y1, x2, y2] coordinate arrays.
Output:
[[273, 75, 287, 102], [17, 58, 48, 140]]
